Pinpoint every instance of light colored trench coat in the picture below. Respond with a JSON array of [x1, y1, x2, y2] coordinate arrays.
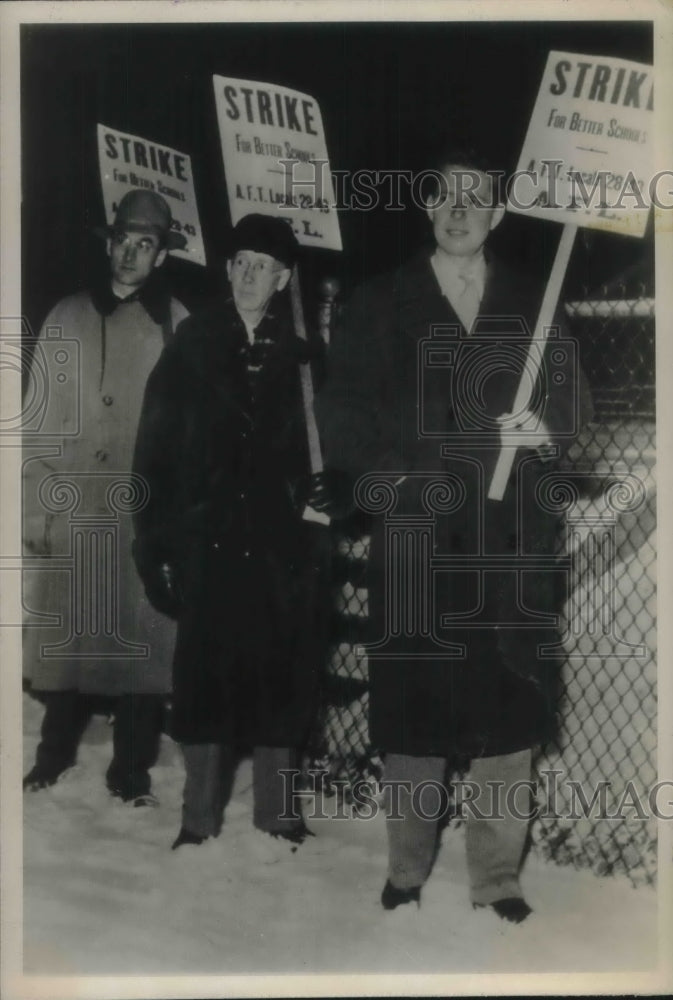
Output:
[[22, 289, 187, 695]]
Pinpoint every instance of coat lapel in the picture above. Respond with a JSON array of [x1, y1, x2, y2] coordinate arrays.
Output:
[[393, 253, 541, 435], [397, 252, 539, 339], [176, 298, 252, 423], [395, 251, 459, 341], [179, 297, 302, 427]]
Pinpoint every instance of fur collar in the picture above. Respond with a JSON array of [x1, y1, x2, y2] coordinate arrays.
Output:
[[89, 271, 172, 325]]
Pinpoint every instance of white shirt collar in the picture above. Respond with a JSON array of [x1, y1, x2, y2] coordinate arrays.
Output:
[[430, 250, 486, 300], [242, 319, 256, 344]]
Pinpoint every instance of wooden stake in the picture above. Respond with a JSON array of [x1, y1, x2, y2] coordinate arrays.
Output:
[[487, 223, 578, 502], [289, 266, 329, 525]]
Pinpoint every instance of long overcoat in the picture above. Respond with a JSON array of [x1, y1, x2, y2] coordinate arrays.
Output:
[[132, 294, 326, 747], [317, 249, 593, 759], [22, 277, 186, 695]]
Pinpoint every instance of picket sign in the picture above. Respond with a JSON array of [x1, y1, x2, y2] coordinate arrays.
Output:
[[96, 124, 206, 266], [487, 223, 577, 501], [488, 51, 653, 501]]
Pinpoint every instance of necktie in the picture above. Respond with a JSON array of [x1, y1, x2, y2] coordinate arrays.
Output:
[[452, 269, 482, 333], [245, 325, 275, 400]]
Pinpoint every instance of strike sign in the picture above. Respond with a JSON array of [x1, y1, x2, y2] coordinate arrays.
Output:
[[508, 52, 653, 237], [97, 124, 206, 265], [213, 76, 342, 251], [489, 52, 653, 502]]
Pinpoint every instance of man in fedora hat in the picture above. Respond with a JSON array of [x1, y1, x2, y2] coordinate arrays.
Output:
[[133, 213, 340, 849], [23, 189, 189, 805]]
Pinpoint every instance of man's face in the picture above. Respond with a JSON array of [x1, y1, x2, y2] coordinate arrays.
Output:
[[426, 165, 504, 259], [106, 230, 167, 291], [226, 250, 290, 319]]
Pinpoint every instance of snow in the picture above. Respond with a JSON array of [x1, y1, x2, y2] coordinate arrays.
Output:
[[21, 691, 661, 985]]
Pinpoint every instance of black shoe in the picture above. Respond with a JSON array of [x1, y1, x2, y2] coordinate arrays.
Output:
[[381, 879, 421, 911], [171, 827, 207, 850], [474, 897, 532, 924], [23, 765, 62, 791], [108, 785, 131, 802], [268, 823, 316, 852], [132, 793, 160, 808], [107, 780, 154, 804]]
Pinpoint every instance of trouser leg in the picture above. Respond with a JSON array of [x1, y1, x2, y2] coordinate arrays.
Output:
[[106, 693, 164, 800], [383, 753, 447, 891], [252, 746, 299, 833], [32, 690, 92, 779], [181, 743, 235, 838], [465, 748, 533, 906]]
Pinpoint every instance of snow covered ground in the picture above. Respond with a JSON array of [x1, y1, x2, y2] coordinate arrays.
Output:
[[21, 691, 660, 983]]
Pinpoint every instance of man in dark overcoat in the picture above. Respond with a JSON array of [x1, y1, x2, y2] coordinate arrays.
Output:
[[133, 214, 333, 849], [316, 152, 593, 919]]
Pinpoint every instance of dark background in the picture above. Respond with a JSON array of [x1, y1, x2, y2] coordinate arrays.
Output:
[[21, 19, 654, 333]]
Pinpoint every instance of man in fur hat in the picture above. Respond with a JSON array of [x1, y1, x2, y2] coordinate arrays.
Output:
[[23, 190, 188, 805], [133, 213, 338, 850]]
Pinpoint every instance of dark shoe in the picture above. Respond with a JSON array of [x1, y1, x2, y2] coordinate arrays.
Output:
[[268, 822, 316, 853], [107, 779, 154, 804], [381, 879, 421, 911], [171, 827, 207, 850], [474, 897, 532, 924], [270, 823, 315, 845], [23, 765, 62, 791], [107, 783, 130, 801], [132, 793, 160, 808]]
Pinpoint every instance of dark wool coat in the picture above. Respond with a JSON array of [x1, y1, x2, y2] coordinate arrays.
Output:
[[132, 294, 326, 746], [316, 249, 593, 759]]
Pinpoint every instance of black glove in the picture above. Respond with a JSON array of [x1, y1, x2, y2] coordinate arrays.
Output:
[[300, 469, 355, 520], [147, 562, 183, 620], [132, 538, 183, 620]]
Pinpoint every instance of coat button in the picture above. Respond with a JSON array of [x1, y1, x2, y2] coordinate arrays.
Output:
[[102, 395, 114, 406], [95, 449, 108, 462]]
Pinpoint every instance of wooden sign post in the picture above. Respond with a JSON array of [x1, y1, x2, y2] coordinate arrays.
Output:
[[289, 267, 330, 525], [488, 223, 577, 500]]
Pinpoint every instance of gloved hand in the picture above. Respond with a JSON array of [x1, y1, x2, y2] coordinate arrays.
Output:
[[146, 562, 183, 620], [299, 469, 355, 520], [132, 538, 183, 619], [496, 410, 557, 462]]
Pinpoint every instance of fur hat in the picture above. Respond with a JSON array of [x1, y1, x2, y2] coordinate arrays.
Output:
[[227, 214, 298, 268]]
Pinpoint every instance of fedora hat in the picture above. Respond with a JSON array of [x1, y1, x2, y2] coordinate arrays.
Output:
[[95, 190, 187, 251]]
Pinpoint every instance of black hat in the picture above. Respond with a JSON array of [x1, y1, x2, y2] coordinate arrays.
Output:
[[94, 190, 187, 251], [227, 214, 298, 268]]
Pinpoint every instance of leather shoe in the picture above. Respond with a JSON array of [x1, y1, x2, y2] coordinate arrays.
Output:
[[268, 822, 316, 853], [172, 827, 207, 850], [381, 879, 421, 910], [23, 765, 61, 791], [474, 896, 532, 923]]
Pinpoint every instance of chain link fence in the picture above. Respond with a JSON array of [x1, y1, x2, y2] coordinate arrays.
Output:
[[308, 281, 657, 887]]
